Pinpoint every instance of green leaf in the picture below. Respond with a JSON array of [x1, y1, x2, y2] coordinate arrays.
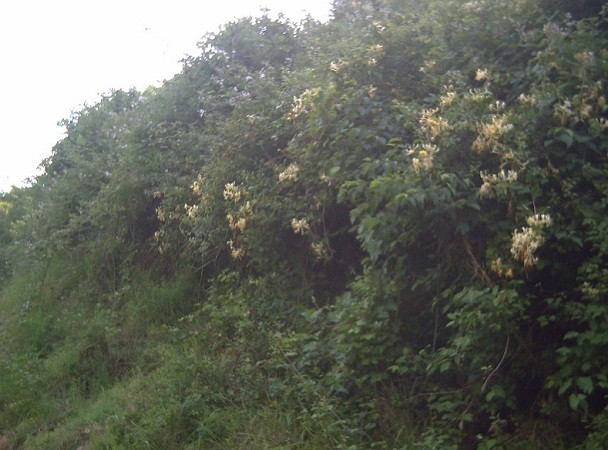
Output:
[[576, 376, 594, 394], [558, 378, 572, 396], [329, 165, 341, 176], [568, 393, 580, 409], [439, 360, 451, 373], [563, 331, 579, 340], [568, 393, 587, 410], [456, 222, 470, 234], [556, 132, 573, 148]]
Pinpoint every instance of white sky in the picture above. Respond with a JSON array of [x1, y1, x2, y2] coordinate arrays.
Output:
[[0, 0, 333, 192]]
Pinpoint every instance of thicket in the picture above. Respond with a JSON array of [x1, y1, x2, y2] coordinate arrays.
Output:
[[0, 0, 607, 448]]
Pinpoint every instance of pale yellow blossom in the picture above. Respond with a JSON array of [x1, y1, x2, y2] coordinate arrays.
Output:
[[511, 214, 552, 268], [234, 218, 246, 231], [185, 204, 198, 218], [475, 68, 489, 81], [287, 88, 319, 120], [279, 163, 300, 182], [223, 182, 242, 202], [420, 60, 436, 73], [420, 108, 450, 140], [489, 101, 506, 112], [479, 170, 518, 198], [368, 44, 384, 57], [526, 214, 553, 228], [372, 22, 386, 32], [580, 103, 593, 120], [490, 257, 514, 278], [242, 201, 252, 214], [227, 240, 246, 260], [227, 214, 246, 231], [518, 93, 537, 106], [410, 143, 438, 173], [291, 218, 310, 235], [596, 117, 608, 130], [231, 247, 245, 260], [467, 89, 491, 103], [553, 100, 579, 125], [311, 241, 327, 258], [472, 114, 513, 152], [439, 90, 457, 107]]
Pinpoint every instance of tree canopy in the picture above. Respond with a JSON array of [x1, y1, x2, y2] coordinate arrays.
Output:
[[0, 1, 607, 448]]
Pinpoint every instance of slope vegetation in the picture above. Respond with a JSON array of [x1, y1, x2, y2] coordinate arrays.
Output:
[[0, 1, 607, 448]]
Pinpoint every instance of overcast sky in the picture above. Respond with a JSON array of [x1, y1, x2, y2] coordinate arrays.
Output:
[[0, 0, 333, 192]]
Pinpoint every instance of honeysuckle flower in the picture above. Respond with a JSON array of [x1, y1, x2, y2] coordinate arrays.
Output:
[[223, 182, 242, 202], [291, 217, 310, 235], [279, 163, 300, 182], [475, 68, 489, 81], [479, 170, 518, 198], [472, 114, 513, 152], [510, 214, 552, 268], [420, 108, 450, 140]]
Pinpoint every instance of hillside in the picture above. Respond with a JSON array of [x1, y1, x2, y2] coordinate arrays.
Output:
[[0, 1, 607, 448]]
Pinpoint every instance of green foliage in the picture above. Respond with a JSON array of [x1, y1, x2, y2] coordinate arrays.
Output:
[[1, 2, 608, 448], [0, 187, 34, 282]]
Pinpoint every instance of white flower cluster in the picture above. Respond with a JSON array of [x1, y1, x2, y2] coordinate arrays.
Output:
[[185, 204, 198, 218], [279, 163, 300, 182], [330, 60, 349, 73], [518, 93, 537, 106], [472, 114, 513, 153], [227, 240, 245, 260], [526, 214, 553, 228], [420, 108, 450, 141], [227, 201, 252, 232], [291, 217, 310, 235], [439, 89, 457, 107], [287, 88, 318, 120], [490, 257, 513, 278], [225, 201, 252, 260], [367, 44, 383, 66], [510, 214, 552, 268], [479, 169, 518, 198], [223, 182, 242, 202], [227, 214, 246, 232], [475, 68, 489, 81], [311, 241, 327, 258], [409, 143, 438, 173]]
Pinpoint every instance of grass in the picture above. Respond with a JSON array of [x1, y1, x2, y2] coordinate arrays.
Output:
[[0, 258, 336, 449]]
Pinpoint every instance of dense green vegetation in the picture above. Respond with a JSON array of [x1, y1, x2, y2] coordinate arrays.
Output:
[[1, 1, 607, 448]]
